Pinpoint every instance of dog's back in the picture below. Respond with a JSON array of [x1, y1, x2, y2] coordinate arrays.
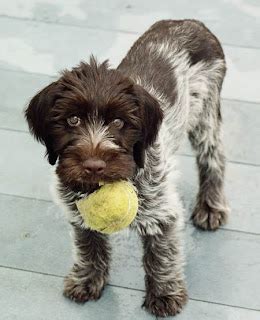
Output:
[[118, 20, 226, 152], [118, 19, 225, 88]]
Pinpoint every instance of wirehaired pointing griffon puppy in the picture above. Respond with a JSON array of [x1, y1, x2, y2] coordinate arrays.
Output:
[[25, 20, 229, 317]]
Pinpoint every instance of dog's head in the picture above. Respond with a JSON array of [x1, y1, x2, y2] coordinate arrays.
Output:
[[25, 58, 163, 191]]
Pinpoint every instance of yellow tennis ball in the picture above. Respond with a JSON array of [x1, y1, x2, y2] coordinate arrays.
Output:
[[76, 181, 138, 234]]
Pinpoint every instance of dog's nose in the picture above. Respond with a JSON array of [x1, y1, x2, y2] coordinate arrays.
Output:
[[83, 159, 106, 175]]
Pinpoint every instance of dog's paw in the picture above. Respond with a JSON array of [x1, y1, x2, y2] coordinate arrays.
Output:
[[63, 273, 106, 303], [192, 202, 228, 231], [143, 288, 188, 317]]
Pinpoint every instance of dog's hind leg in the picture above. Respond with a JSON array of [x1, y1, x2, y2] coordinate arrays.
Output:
[[188, 86, 229, 231]]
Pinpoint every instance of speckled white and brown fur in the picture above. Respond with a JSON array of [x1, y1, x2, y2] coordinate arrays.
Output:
[[25, 20, 229, 318]]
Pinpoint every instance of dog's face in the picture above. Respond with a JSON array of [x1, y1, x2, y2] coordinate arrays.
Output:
[[25, 58, 163, 192]]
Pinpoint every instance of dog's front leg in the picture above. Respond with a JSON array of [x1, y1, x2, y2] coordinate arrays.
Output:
[[64, 225, 111, 303], [141, 223, 187, 317]]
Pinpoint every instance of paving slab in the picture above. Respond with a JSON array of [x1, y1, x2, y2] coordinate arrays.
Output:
[[0, 69, 52, 132], [0, 0, 259, 48], [0, 130, 52, 201], [0, 267, 154, 320], [0, 17, 259, 102], [159, 299, 260, 320]]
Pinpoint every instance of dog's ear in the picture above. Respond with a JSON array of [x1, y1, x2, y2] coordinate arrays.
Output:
[[25, 82, 60, 165], [132, 85, 163, 168]]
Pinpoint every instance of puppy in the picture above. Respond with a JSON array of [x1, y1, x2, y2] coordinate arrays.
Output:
[[25, 20, 229, 317]]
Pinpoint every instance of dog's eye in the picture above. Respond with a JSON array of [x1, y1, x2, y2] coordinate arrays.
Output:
[[67, 116, 81, 127], [111, 118, 124, 129]]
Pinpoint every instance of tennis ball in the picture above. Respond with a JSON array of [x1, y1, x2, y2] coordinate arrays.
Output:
[[76, 181, 138, 234]]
